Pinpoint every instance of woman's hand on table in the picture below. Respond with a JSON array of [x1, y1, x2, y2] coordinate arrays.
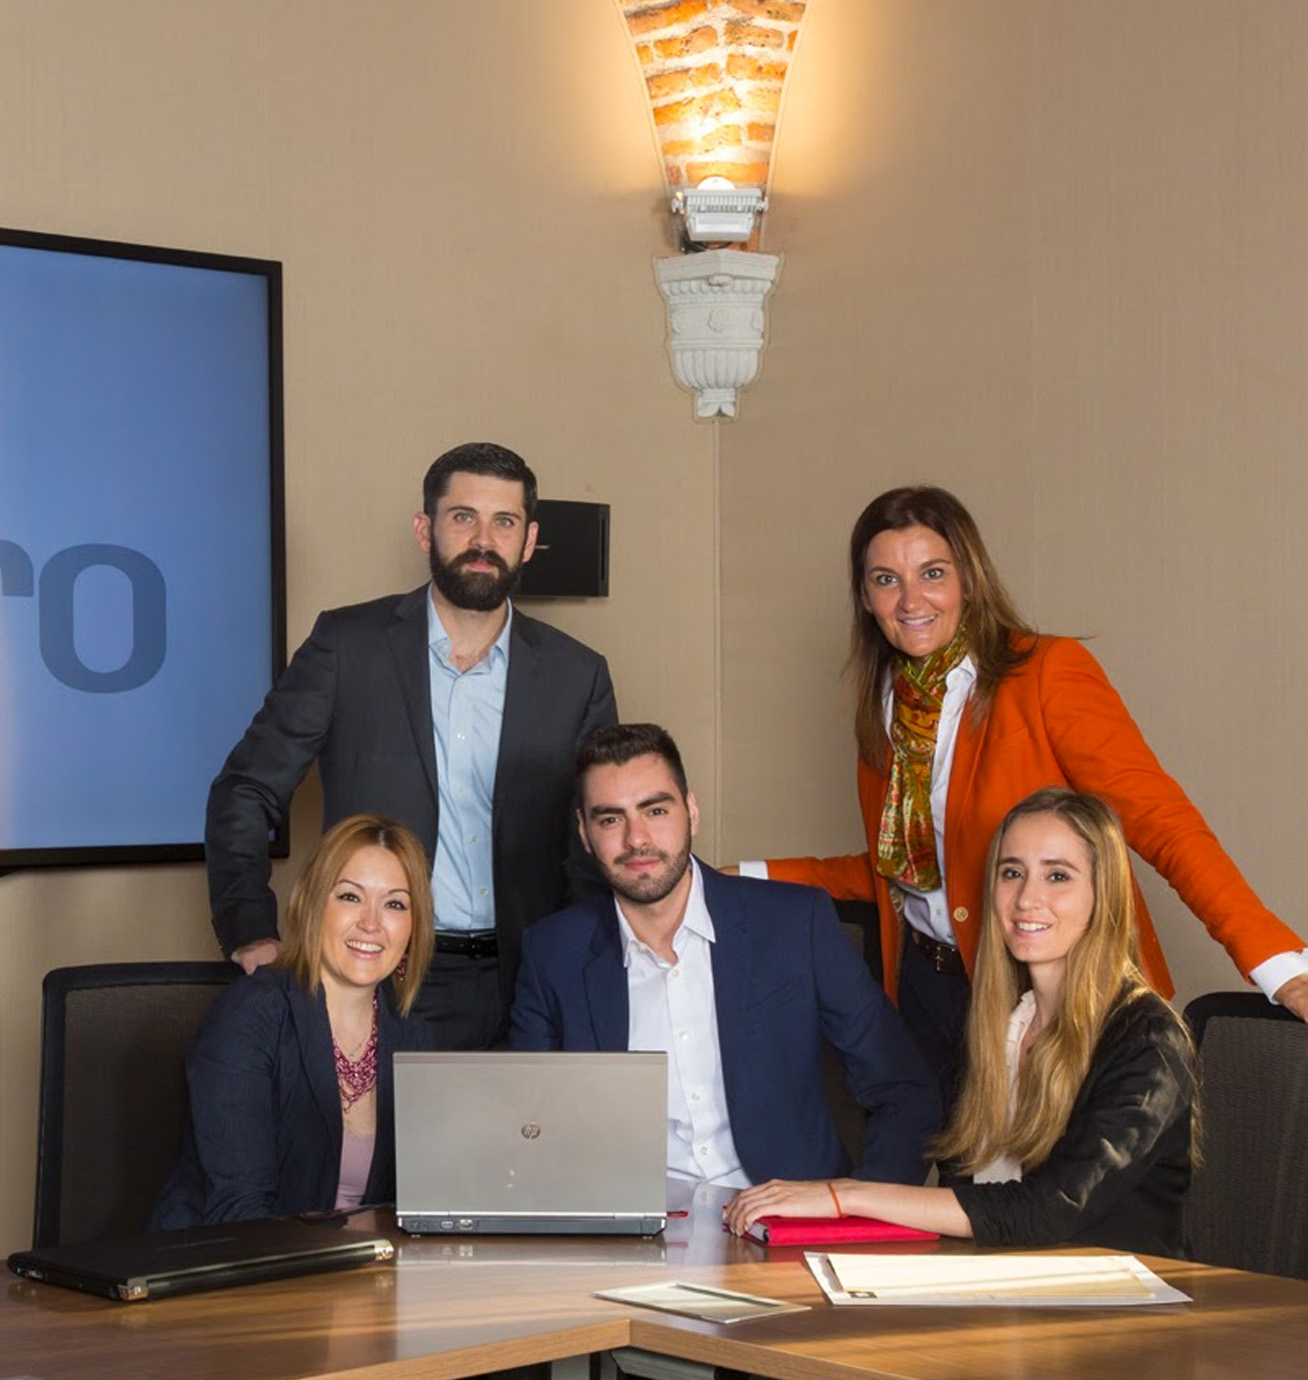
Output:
[[723, 1179, 846, 1236]]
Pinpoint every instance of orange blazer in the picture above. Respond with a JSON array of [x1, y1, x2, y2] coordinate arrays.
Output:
[[769, 636, 1303, 1004]]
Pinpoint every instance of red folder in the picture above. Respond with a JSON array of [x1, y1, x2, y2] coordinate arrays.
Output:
[[743, 1215, 940, 1247]]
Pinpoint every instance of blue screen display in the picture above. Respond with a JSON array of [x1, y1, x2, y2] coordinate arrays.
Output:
[[0, 234, 281, 858]]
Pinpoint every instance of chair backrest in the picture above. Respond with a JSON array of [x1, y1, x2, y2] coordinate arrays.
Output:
[[34, 962, 237, 1248], [833, 899, 883, 987], [822, 901, 884, 1165], [1183, 991, 1308, 1279]]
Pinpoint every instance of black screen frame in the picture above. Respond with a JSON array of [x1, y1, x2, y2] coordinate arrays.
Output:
[[0, 224, 286, 874]]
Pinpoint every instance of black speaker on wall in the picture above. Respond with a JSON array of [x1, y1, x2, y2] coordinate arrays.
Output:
[[520, 499, 609, 599]]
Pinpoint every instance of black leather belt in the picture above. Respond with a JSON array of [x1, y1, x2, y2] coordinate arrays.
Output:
[[435, 929, 499, 958], [908, 925, 966, 977]]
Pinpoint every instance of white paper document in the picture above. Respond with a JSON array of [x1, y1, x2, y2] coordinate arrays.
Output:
[[805, 1252, 1191, 1307], [595, 1281, 810, 1323]]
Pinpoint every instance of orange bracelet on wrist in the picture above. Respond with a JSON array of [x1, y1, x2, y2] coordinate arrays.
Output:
[[826, 1180, 845, 1218]]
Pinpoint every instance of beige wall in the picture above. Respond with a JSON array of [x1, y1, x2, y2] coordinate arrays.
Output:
[[2, 0, 1305, 1254]]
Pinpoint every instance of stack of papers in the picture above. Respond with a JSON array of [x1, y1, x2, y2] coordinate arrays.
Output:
[[806, 1252, 1191, 1307]]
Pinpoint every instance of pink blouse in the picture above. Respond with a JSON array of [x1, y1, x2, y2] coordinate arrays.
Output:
[[335, 1129, 376, 1210]]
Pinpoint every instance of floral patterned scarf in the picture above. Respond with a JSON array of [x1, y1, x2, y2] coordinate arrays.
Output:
[[875, 627, 970, 891]]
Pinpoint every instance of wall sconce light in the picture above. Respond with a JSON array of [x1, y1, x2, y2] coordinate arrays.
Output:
[[654, 246, 780, 419], [672, 177, 766, 244], [619, 0, 808, 420]]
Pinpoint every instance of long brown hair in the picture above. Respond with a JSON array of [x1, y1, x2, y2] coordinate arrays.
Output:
[[933, 788, 1181, 1173], [277, 814, 434, 1016], [847, 486, 1035, 766]]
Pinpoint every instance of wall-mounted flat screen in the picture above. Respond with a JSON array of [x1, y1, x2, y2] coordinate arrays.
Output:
[[0, 226, 284, 869]]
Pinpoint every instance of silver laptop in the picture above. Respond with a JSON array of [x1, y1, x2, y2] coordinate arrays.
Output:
[[395, 1051, 668, 1236]]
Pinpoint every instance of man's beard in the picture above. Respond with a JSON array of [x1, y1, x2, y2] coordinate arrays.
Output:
[[600, 835, 693, 906], [428, 544, 523, 612]]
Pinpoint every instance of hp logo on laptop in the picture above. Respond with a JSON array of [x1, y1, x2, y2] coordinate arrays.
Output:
[[520, 1123, 542, 1139]]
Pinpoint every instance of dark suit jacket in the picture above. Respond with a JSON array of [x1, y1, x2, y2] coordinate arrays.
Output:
[[508, 865, 940, 1186], [151, 968, 436, 1228], [950, 991, 1195, 1255], [205, 587, 617, 991]]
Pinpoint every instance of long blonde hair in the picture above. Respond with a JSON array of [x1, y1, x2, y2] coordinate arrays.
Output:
[[277, 814, 434, 1016], [847, 486, 1035, 767], [933, 788, 1161, 1173]]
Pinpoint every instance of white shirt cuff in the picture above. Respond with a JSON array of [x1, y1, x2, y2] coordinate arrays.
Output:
[[738, 860, 769, 879], [1248, 949, 1308, 1003]]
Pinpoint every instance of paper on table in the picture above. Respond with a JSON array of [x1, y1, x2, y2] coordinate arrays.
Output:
[[805, 1252, 1191, 1307], [595, 1281, 811, 1324]]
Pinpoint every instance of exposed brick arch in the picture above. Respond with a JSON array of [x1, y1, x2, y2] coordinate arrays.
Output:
[[619, 1, 808, 190]]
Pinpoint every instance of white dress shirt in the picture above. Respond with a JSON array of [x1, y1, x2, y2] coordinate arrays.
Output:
[[615, 859, 750, 1189]]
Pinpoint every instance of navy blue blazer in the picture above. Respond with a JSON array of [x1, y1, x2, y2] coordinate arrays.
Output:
[[151, 967, 435, 1228], [508, 865, 939, 1185]]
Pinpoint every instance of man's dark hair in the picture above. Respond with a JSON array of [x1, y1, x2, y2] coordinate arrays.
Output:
[[575, 723, 688, 799], [422, 441, 538, 521]]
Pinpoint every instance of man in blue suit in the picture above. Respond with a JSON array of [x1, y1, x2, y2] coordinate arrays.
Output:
[[509, 723, 939, 1189]]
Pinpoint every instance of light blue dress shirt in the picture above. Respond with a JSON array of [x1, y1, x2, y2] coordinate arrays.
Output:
[[426, 593, 512, 932]]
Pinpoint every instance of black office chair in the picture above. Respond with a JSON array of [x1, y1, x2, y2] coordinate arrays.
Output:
[[1183, 991, 1308, 1279], [33, 961, 237, 1248], [833, 898, 883, 987], [823, 900, 884, 1165]]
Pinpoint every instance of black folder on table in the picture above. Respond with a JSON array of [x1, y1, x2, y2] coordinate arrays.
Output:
[[8, 1217, 393, 1301]]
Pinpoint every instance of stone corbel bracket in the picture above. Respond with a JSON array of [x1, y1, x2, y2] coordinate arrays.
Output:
[[655, 248, 783, 420]]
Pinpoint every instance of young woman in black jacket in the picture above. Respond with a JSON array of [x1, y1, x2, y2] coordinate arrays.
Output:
[[725, 788, 1197, 1255]]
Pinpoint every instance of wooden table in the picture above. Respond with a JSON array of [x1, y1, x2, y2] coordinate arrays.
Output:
[[5, 1186, 1308, 1380]]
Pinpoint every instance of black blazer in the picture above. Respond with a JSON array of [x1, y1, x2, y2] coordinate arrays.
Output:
[[950, 990, 1196, 1255], [509, 865, 940, 1186], [205, 587, 617, 990], [151, 968, 435, 1228]]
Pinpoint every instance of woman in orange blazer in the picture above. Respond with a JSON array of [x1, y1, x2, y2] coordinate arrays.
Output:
[[759, 487, 1307, 1097]]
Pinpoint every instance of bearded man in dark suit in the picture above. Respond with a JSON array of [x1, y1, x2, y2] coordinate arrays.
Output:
[[206, 442, 616, 1048]]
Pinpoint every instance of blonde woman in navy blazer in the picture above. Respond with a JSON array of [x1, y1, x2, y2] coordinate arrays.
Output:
[[153, 815, 436, 1227]]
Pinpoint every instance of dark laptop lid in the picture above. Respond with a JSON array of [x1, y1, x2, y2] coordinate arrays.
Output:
[[8, 1217, 393, 1301]]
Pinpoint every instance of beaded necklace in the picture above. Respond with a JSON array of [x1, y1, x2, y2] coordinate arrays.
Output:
[[333, 994, 378, 1112]]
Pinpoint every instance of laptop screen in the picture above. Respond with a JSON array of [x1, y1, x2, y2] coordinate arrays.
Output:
[[394, 1051, 667, 1232]]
